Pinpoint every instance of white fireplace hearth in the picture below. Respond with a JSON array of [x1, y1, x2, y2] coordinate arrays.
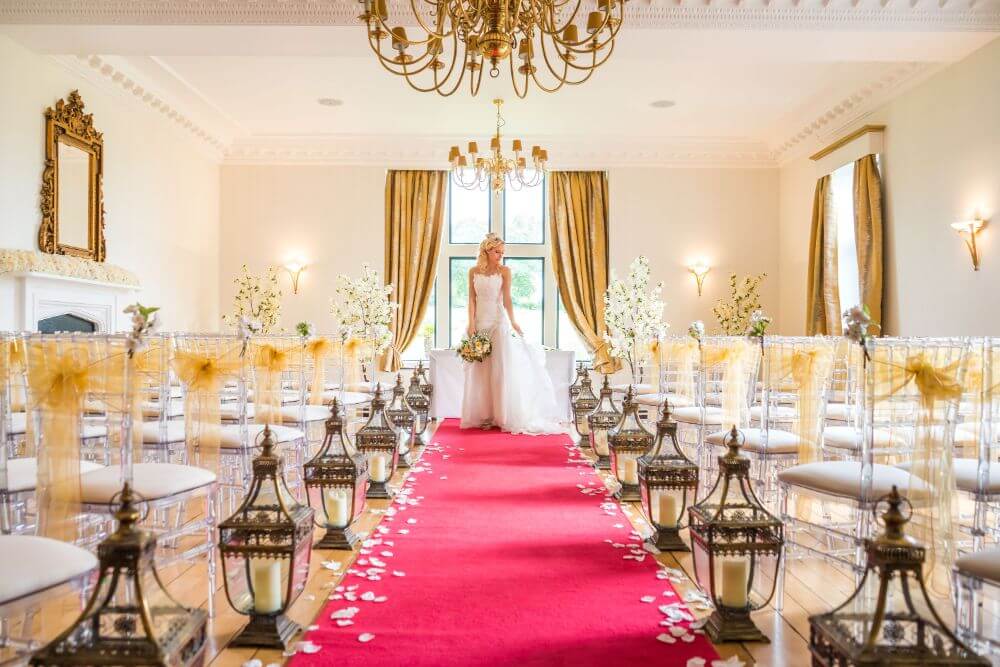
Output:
[[0, 271, 138, 333]]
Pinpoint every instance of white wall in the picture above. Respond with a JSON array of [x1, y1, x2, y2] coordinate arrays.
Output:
[[778, 37, 1000, 336], [0, 35, 220, 331], [220, 164, 781, 334], [219, 165, 386, 331]]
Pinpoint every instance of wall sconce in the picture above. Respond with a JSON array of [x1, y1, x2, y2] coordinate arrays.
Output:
[[687, 262, 710, 296], [951, 217, 986, 271], [283, 261, 307, 294]]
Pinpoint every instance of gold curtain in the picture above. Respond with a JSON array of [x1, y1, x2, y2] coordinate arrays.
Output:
[[548, 171, 619, 373], [382, 170, 447, 372], [805, 175, 841, 335], [853, 154, 884, 329]]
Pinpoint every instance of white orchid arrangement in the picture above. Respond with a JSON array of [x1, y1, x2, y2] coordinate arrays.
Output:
[[222, 264, 282, 334], [842, 304, 879, 361], [603, 256, 666, 379], [746, 309, 772, 338], [329, 263, 398, 354], [123, 302, 160, 357], [688, 320, 705, 343]]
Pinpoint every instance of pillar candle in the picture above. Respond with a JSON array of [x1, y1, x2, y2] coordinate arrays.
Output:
[[323, 490, 349, 528], [577, 417, 590, 436], [370, 454, 388, 482], [250, 559, 282, 614], [720, 558, 750, 608], [658, 493, 679, 528], [593, 429, 608, 456], [621, 459, 638, 485]]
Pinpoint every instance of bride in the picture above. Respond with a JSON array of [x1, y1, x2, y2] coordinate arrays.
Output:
[[460, 233, 563, 435]]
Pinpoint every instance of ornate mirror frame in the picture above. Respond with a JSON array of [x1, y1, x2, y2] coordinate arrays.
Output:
[[39, 90, 106, 262]]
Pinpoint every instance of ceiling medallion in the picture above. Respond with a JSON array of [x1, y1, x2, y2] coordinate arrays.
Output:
[[357, 0, 624, 97], [448, 98, 547, 192]]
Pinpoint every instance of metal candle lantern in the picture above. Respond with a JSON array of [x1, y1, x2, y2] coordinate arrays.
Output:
[[218, 426, 314, 649], [571, 371, 598, 440], [638, 400, 698, 551], [688, 427, 783, 644], [607, 387, 654, 501], [809, 487, 988, 666], [568, 361, 587, 403], [415, 359, 434, 405], [30, 484, 208, 667], [303, 399, 369, 550], [355, 384, 400, 499], [405, 371, 431, 439], [386, 374, 417, 468], [586, 375, 620, 470]]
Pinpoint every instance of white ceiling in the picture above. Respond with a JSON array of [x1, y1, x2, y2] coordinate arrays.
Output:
[[2, 0, 997, 165]]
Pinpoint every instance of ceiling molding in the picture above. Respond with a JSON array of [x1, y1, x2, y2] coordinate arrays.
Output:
[[52, 54, 232, 158], [2, 0, 999, 31], [769, 60, 937, 163], [223, 135, 778, 168]]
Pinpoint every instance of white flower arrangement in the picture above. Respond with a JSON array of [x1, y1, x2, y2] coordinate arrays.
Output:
[[842, 304, 879, 360], [123, 303, 160, 357], [603, 256, 666, 379], [329, 263, 398, 354], [713, 272, 766, 335], [746, 309, 772, 338], [0, 249, 139, 286], [222, 264, 282, 335], [688, 320, 705, 343]]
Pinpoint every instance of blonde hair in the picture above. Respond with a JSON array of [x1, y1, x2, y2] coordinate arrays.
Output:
[[475, 233, 504, 271]]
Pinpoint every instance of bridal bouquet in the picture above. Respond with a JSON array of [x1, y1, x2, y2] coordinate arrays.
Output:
[[457, 332, 493, 363]]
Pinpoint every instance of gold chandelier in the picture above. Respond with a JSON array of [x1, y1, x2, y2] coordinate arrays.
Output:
[[357, 0, 624, 97], [448, 98, 547, 192]]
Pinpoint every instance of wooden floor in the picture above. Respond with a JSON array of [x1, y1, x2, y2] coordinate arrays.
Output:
[[13, 421, 992, 666]]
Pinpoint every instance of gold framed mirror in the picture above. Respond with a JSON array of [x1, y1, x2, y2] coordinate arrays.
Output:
[[39, 90, 106, 262]]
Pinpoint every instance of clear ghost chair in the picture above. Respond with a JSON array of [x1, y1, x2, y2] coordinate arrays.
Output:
[[312, 335, 374, 439], [133, 334, 187, 463], [776, 336, 970, 611], [705, 336, 836, 503], [634, 335, 700, 426]]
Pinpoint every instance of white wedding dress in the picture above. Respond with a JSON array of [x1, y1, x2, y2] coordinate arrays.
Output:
[[459, 272, 564, 435]]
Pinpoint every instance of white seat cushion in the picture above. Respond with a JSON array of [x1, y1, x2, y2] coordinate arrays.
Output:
[[778, 461, 927, 500], [611, 383, 656, 395], [277, 404, 332, 423], [141, 420, 186, 444], [325, 383, 376, 394], [825, 403, 851, 421], [80, 463, 216, 503], [750, 405, 797, 422], [318, 390, 373, 406], [141, 400, 184, 419], [897, 458, 1000, 495], [706, 427, 802, 454], [955, 547, 1000, 584], [219, 423, 305, 449], [0, 536, 98, 605], [672, 406, 725, 425], [4, 458, 105, 493], [220, 403, 254, 420], [634, 393, 693, 408], [7, 412, 26, 436], [822, 426, 902, 451]]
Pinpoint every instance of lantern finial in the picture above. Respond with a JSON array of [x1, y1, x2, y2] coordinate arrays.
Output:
[[260, 424, 275, 457], [724, 426, 742, 458], [657, 399, 673, 427], [113, 481, 142, 531], [878, 485, 908, 542]]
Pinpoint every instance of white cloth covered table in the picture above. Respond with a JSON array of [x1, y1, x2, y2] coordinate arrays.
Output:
[[428, 348, 575, 420]]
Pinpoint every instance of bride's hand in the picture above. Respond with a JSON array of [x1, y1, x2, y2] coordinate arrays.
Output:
[[512, 323, 523, 336], [466, 324, 476, 338]]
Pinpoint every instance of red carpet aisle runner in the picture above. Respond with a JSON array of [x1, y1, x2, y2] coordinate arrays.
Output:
[[292, 420, 721, 666]]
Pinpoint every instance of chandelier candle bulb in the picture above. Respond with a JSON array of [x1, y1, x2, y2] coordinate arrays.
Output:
[[251, 560, 283, 614]]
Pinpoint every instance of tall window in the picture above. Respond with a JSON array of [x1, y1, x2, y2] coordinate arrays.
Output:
[[829, 161, 862, 312]]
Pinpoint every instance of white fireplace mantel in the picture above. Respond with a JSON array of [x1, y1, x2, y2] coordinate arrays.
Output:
[[0, 271, 139, 332]]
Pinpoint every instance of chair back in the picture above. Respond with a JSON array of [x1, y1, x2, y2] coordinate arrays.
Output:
[[656, 335, 699, 408], [699, 336, 760, 429], [249, 334, 306, 425]]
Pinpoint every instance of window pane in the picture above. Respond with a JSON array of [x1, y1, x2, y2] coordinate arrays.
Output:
[[401, 284, 436, 362], [449, 257, 476, 347], [557, 294, 592, 361], [831, 162, 861, 310], [503, 177, 544, 244], [504, 257, 544, 346], [449, 186, 490, 244]]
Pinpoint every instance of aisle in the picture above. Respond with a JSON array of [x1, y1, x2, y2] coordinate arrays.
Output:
[[294, 420, 720, 666]]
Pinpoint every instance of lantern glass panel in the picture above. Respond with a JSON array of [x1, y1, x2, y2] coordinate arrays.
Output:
[[306, 482, 357, 528]]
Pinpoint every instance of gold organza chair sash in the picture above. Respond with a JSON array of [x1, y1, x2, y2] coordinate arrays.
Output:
[[871, 350, 966, 593], [172, 347, 242, 471], [341, 337, 366, 389], [659, 339, 698, 405], [252, 343, 296, 425], [702, 340, 753, 428], [1, 339, 27, 412], [305, 337, 334, 406], [769, 347, 834, 464]]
